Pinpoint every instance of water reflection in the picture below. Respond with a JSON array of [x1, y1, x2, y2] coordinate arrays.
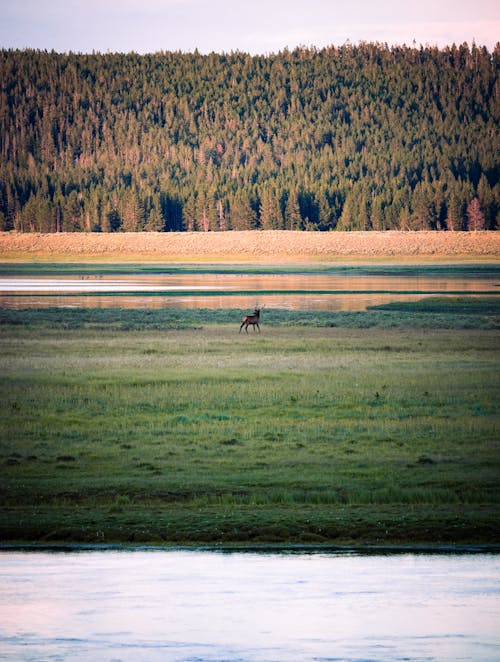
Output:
[[0, 271, 497, 311], [0, 291, 433, 310], [0, 550, 499, 661]]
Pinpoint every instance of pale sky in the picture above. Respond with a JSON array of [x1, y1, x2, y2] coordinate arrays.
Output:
[[0, 0, 498, 54]]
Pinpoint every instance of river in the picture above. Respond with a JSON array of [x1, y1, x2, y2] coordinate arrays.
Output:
[[0, 268, 498, 310], [0, 549, 499, 661]]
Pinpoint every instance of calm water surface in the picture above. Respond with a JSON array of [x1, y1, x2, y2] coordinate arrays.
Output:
[[0, 550, 499, 661], [0, 271, 498, 310]]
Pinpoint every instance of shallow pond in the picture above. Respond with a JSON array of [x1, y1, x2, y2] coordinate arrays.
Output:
[[0, 549, 499, 661], [0, 269, 498, 310]]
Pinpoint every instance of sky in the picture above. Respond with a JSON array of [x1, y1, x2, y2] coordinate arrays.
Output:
[[0, 0, 498, 54]]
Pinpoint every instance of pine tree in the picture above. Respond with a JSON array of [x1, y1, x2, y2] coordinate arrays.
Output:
[[316, 191, 333, 231], [196, 191, 217, 232], [121, 189, 145, 232], [446, 194, 464, 231], [100, 204, 112, 233], [370, 196, 386, 231], [229, 192, 257, 230], [182, 195, 197, 232], [145, 201, 164, 231], [37, 199, 54, 233], [466, 197, 486, 231], [477, 174, 495, 229], [336, 193, 355, 231], [63, 192, 83, 231], [284, 190, 302, 230], [358, 191, 371, 231], [216, 199, 227, 231], [259, 188, 282, 230], [412, 184, 436, 230], [21, 195, 39, 232], [0, 46, 498, 234]]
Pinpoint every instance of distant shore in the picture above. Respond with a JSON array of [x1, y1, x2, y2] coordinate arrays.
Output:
[[1, 230, 499, 263]]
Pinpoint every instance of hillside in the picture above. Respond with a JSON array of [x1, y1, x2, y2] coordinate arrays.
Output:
[[1, 231, 498, 262], [0, 45, 498, 234]]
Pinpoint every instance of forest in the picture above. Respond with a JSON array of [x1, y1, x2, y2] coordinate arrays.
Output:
[[0, 43, 498, 233]]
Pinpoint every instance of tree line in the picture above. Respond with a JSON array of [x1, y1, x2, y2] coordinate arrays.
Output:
[[0, 43, 498, 233]]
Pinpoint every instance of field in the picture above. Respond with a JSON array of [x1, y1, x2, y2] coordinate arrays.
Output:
[[1, 230, 500, 262], [1, 300, 499, 547]]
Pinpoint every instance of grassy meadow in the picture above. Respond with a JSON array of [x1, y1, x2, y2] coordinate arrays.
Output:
[[1, 299, 499, 546]]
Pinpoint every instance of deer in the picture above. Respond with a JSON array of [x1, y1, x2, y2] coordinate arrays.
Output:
[[239, 306, 262, 333]]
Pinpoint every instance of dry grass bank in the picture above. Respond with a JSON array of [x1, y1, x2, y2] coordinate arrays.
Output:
[[0, 230, 499, 263]]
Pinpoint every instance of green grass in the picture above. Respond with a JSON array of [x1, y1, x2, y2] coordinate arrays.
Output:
[[1, 262, 499, 278], [1, 296, 499, 330], [1, 306, 499, 546]]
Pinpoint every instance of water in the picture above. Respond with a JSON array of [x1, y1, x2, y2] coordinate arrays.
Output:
[[0, 549, 499, 661], [0, 270, 498, 310]]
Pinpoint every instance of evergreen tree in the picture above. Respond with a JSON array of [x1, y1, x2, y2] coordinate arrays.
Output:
[[182, 194, 197, 232], [412, 184, 436, 230], [259, 188, 282, 230], [370, 197, 386, 231], [0, 45, 497, 233], [316, 191, 334, 231], [466, 197, 486, 231], [230, 192, 257, 230], [63, 192, 83, 232], [216, 199, 227, 231], [37, 199, 54, 233], [477, 174, 496, 229], [336, 193, 355, 231], [121, 189, 145, 232], [145, 201, 164, 231], [196, 191, 217, 232], [446, 194, 465, 231], [284, 190, 303, 230]]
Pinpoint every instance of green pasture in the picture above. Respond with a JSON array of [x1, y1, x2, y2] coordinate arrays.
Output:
[[1, 300, 499, 546]]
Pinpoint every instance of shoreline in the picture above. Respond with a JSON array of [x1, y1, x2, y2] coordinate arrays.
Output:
[[1, 230, 499, 263], [1, 542, 500, 554]]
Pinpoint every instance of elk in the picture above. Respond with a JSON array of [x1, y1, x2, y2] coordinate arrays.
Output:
[[239, 307, 262, 333]]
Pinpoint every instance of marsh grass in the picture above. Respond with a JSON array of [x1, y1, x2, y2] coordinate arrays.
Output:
[[1, 262, 499, 277], [1, 296, 499, 330], [0, 308, 499, 545]]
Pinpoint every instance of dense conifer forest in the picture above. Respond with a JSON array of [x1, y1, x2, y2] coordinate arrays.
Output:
[[0, 43, 498, 233]]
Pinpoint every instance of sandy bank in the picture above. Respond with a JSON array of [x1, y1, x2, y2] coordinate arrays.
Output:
[[0, 230, 499, 263]]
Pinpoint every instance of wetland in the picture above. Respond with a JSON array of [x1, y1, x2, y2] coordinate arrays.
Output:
[[1, 262, 499, 546]]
